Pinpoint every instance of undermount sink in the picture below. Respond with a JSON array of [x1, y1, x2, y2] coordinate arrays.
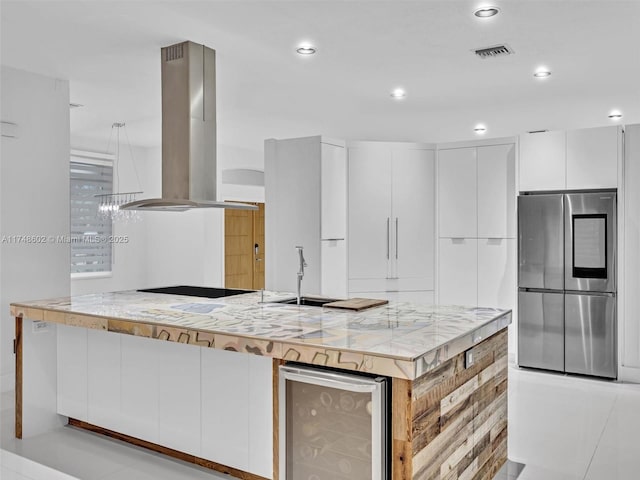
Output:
[[273, 297, 341, 307]]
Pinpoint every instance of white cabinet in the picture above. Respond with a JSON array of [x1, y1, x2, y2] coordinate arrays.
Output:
[[567, 126, 619, 189], [393, 149, 435, 281], [121, 335, 159, 443], [321, 240, 347, 299], [348, 142, 435, 297], [67, 333, 273, 476], [438, 148, 477, 238], [439, 144, 515, 239], [477, 239, 516, 309], [438, 238, 478, 306], [157, 340, 201, 456], [87, 330, 121, 432], [265, 136, 347, 297], [248, 355, 274, 478], [519, 130, 566, 191], [519, 126, 620, 191], [201, 347, 250, 471], [57, 325, 88, 421], [437, 140, 516, 309], [321, 142, 347, 240], [478, 144, 516, 238], [348, 145, 392, 280]]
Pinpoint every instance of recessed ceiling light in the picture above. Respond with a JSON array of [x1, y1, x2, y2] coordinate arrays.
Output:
[[296, 43, 316, 55], [390, 88, 406, 99], [533, 69, 551, 78], [608, 110, 623, 120], [474, 6, 500, 18], [474, 125, 487, 134]]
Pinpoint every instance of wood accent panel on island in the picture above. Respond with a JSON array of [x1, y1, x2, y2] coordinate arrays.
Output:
[[11, 289, 510, 480], [392, 330, 507, 480]]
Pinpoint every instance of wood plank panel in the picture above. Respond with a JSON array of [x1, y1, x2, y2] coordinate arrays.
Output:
[[408, 330, 508, 480], [392, 378, 413, 480]]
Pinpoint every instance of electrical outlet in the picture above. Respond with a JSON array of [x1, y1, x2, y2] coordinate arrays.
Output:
[[465, 350, 474, 369], [32, 321, 49, 333]]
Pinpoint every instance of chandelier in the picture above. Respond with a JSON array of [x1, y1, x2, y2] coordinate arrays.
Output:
[[95, 122, 143, 222]]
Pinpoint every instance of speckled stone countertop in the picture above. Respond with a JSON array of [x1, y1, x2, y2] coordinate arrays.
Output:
[[10, 290, 511, 380]]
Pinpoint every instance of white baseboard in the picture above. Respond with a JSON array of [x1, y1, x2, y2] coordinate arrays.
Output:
[[1, 371, 15, 393], [618, 365, 640, 384]]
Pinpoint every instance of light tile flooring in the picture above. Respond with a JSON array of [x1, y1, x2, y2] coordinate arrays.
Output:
[[1, 364, 639, 480]]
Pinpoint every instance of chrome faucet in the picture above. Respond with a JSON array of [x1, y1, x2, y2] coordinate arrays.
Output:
[[295, 246, 307, 305]]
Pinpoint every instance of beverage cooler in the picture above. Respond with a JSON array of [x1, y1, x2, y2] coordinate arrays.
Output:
[[279, 364, 389, 480]]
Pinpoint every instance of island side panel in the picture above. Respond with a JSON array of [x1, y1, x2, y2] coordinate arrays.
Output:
[[15, 316, 22, 439], [392, 329, 507, 480]]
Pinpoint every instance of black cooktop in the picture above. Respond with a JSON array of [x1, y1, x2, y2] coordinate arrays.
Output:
[[137, 286, 256, 299]]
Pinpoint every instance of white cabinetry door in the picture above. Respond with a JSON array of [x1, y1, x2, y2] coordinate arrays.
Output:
[[348, 146, 392, 279], [248, 356, 273, 478], [201, 348, 249, 471], [321, 239, 347, 298], [519, 131, 566, 191], [321, 142, 347, 240], [57, 325, 88, 421], [478, 144, 516, 238], [392, 148, 435, 284], [438, 238, 478, 306], [87, 330, 121, 432], [121, 335, 159, 443], [566, 126, 619, 189], [477, 239, 516, 309], [438, 148, 477, 238], [157, 340, 201, 456]]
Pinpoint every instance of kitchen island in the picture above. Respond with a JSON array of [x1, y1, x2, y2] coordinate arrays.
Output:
[[11, 289, 510, 480]]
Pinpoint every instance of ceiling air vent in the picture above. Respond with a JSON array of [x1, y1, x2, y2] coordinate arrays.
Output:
[[474, 44, 514, 59]]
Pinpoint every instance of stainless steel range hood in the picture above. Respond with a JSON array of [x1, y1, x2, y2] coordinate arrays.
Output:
[[122, 41, 256, 211]]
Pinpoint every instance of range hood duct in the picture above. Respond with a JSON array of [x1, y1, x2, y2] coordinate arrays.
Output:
[[122, 41, 256, 211]]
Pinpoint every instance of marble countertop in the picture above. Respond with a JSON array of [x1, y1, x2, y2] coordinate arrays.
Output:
[[10, 290, 511, 380]]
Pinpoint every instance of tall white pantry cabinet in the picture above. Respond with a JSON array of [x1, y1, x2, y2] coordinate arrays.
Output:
[[437, 140, 517, 310], [347, 142, 436, 303]]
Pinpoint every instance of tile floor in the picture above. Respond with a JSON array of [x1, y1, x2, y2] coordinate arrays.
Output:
[[1, 364, 639, 480]]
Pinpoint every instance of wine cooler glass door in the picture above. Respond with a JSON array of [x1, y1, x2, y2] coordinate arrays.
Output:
[[279, 365, 387, 480]]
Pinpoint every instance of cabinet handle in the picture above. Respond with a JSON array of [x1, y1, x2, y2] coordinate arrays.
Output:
[[386, 218, 390, 259], [395, 218, 399, 259]]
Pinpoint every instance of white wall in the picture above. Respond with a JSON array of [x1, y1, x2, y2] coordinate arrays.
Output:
[[1, 66, 71, 392], [621, 124, 640, 383], [70, 137, 150, 296]]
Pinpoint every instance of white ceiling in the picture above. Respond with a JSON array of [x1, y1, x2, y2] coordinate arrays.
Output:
[[2, 0, 639, 151]]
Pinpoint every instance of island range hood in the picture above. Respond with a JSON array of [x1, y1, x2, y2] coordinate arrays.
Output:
[[122, 41, 256, 211]]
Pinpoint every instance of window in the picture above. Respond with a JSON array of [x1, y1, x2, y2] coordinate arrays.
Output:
[[70, 152, 113, 275]]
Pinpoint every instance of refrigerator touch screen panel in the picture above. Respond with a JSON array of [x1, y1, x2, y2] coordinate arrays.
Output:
[[573, 214, 607, 278]]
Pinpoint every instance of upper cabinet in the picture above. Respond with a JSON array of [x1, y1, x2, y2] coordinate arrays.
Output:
[[519, 126, 620, 192], [438, 143, 515, 239], [478, 144, 516, 238], [519, 131, 566, 192], [438, 148, 477, 238], [320, 142, 347, 240], [348, 142, 435, 293], [566, 126, 619, 189]]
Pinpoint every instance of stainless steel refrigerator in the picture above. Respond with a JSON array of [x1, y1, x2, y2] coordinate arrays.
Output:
[[518, 191, 617, 378]]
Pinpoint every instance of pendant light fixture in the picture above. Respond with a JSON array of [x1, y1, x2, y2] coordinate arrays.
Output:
[[95, 122, 143, 222]]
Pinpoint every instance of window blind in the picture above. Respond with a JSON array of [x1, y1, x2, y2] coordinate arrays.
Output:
[[70, 160, 113, 274]]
